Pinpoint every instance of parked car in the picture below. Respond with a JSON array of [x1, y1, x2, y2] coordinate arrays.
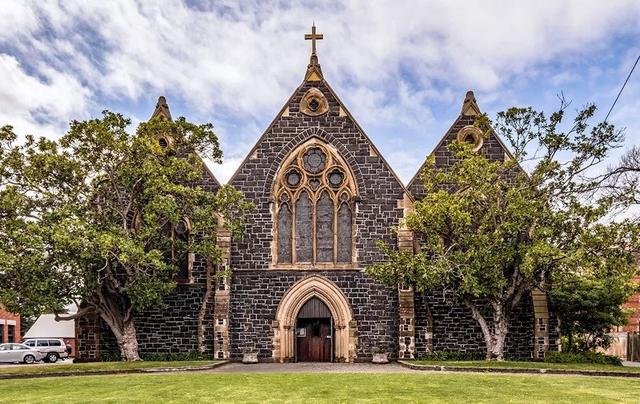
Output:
[[22, 338, 70, 363], [0, 343, 43, 364]]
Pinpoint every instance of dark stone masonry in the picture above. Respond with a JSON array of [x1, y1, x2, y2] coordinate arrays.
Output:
[[76, 38, 557, 362]]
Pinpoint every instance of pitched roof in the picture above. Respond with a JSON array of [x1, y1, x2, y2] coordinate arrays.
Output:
[[151, 96, 172, 121], [228, 36, 411, 200], [24, 304, 77, 339], [407, 91, 516, 199], [149, 96, 221, 188]]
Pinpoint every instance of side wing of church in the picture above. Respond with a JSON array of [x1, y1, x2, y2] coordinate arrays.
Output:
[[76, 27, 557, 362]]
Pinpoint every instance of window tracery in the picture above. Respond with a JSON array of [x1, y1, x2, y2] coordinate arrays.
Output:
[[273, 139, 357, 268]]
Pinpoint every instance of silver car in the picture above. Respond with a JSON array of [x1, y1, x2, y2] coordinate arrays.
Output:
[[22, 339, 70, 363], [0, 343, 43, 364]]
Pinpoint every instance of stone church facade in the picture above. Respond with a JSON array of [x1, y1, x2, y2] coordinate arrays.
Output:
[[76, 28, 557, 362]]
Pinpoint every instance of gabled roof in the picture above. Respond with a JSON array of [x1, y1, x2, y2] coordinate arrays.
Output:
[[24, 304, 77, 339], [150, 96, 221, 188], [228, 38, 411, 200], [151, 96, 172, 121], [407, 91, 516, 197]]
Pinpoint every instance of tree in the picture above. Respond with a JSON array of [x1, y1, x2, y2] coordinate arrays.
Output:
[[0, 113, 252, 361], [367, 102, 639, 360], [551, 277, 636, 352]]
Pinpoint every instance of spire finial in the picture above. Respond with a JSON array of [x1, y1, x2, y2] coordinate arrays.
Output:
[[461, 90, 481, 116], [305, 23, 323, 66], [151, 95, 172, 120]]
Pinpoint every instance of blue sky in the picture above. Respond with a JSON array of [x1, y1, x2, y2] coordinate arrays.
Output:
[[1, 0, 639, 183]]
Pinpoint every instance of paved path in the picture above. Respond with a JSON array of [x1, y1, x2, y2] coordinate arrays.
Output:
[[207, 362, 417, 373]]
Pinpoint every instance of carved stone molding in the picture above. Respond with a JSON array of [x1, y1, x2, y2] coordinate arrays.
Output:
[[457, 125, 484, 152], [272, 275, 357, 362], [300, 87, 329, 116]]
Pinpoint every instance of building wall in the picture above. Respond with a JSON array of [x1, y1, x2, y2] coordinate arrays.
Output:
[[414, 292, 558, 359], [229, 271, 398, 360], [0, 305, 20, 344], [615, 276, 640, 333], [227, 77, 407, 360]]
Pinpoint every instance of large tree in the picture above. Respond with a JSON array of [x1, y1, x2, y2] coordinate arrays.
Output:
[[368, 102, 639, 360], [0, 113, 252, 361]]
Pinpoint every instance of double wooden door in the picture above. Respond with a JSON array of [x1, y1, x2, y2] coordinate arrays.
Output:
[[296, 318, 332, 362]]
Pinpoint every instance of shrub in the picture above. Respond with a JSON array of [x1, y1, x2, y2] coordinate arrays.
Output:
[[544, 351, 622, 366], [139, 352, 212, 362], [420, 351, 485, 361], [99, 351, 212, 362]]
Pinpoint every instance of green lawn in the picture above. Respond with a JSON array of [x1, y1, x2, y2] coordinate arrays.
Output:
[[0, 372, 639, 403], [409, 360, 640, 373], [0, 360, 219, 375]]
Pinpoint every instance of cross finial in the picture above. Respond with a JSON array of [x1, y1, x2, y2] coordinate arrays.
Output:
[[304, 23, 323, 65]]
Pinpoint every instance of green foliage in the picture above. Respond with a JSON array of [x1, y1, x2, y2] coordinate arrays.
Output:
[[552, 277, 638, 352], [368, 101, 640, 360], [100, 351, 213, 362], [0, 112, 253, 358], [544, 351, 622, 366], [419, 351, 485, 361]]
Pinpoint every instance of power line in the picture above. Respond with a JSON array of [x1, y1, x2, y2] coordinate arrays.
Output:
[[604, 53, 640, 122]]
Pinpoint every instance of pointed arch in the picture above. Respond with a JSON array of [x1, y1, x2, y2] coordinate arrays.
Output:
[[272, 275, 356, 362], [271, 137, 358, 269]]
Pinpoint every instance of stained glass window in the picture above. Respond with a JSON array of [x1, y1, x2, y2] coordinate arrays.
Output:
[[274, 141, 356, 266]]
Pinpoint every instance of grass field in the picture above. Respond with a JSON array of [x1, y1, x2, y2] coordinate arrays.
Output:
[[409, 360, 640, 373], [0, 360, 219, 375], [0, 372, 638, 403]]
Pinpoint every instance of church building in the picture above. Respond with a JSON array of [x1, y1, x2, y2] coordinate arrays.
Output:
[[76, 26, 557, 362]]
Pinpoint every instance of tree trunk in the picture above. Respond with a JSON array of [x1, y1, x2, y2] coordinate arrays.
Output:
[[117, 319, 141, 361], [466, 301, 510, 361], [94, 299, 141, 361]]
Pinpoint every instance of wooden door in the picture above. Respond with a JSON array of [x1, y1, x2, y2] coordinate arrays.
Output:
[[296, 318, 332, 362]]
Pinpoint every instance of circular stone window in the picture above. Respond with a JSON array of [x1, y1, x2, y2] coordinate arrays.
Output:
[[328, 169, 344, 187], [286, 169, 301, 187], [300, 87, 329, 116], [302, 147, 327, 173], [457, 125, 483, 151]]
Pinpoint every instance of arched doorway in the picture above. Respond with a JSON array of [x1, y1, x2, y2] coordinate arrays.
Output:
[[296, 297, 333, 362], [273, 275, 356, 362]]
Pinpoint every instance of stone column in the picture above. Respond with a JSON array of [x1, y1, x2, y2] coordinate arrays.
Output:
[[397, 227, 416, 359], [213, 227, 232, 360], [532, 288, 550, 359]]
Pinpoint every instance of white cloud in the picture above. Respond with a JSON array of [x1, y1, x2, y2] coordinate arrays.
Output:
[[1, 0, 639, 183], [0, 54, 91, 137]]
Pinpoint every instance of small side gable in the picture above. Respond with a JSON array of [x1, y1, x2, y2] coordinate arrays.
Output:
[[407, 91, 515, 200], [149, 96, 221, 191]]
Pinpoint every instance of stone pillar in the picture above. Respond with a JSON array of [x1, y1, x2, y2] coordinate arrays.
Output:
[[532, 288, 550, 359], [75, 313, 101, 361], [397, 226, 416, 359], [213, 227, 232, 360]]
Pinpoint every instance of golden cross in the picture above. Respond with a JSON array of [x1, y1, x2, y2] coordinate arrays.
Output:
[[304, 24, 323, 56]]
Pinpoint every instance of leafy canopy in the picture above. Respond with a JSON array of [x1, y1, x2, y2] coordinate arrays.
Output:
[[0, 112, 252, 316]]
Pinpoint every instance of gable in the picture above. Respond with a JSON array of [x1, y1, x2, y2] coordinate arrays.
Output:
[[149, 96, 221, 191], [407, 91, 515, 200], [229, 60, 411, 269]]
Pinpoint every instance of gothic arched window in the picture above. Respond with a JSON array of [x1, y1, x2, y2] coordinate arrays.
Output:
[[273, 139, 357, 268]]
